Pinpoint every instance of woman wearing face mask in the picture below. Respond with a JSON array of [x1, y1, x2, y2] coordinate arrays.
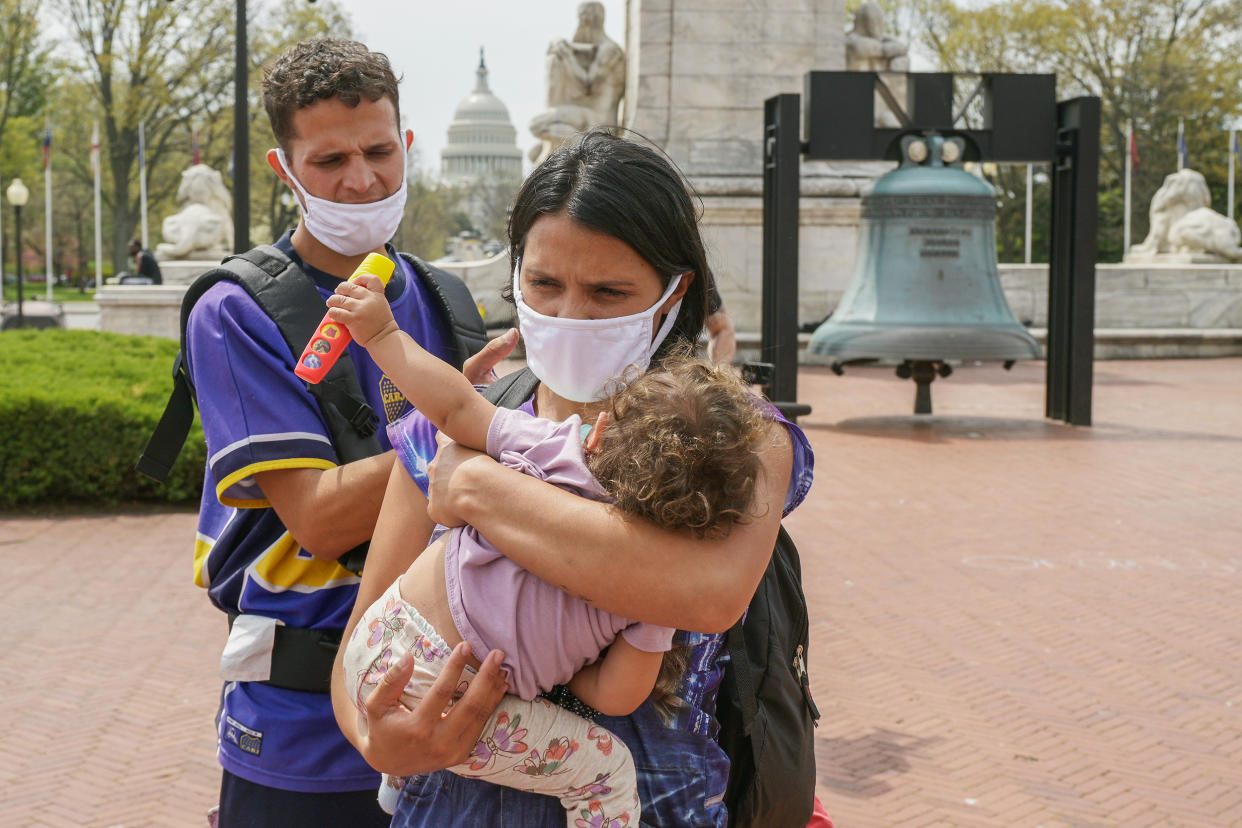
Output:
[[329, 129, 816, 827]]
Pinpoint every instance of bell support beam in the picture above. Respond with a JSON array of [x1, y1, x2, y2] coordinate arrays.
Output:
[[1046, 97, 1099, 426], [758, 71, 1098, 425], [759, 93, 812, 421]]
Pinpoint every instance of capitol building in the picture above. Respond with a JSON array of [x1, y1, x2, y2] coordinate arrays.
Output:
[[441, 50, 523, 184]]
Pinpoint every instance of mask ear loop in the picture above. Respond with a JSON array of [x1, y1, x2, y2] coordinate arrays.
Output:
[[646, 274, 686, 359], [275, 149, 316, 217]]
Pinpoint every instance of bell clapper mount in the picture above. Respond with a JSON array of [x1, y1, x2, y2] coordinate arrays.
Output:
[[896, 360, 953, 415]]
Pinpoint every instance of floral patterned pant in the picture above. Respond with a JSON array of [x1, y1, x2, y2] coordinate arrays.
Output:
[[343, 578, 640, 828]]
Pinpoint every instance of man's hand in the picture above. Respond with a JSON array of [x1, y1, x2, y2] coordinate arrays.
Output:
[[358, 642, 508, 776], [327, 274, 398, 348], [462, 328, 519, 385]]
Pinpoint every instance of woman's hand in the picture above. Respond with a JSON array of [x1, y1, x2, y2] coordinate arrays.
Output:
[[356, 642, 509, 776], [425, 432, 497, 529], [462, 328, 519, 385]]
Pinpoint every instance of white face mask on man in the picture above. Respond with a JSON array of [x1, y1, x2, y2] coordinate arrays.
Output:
[[276, 148, 408, 257], [513, 264, 684, 403]]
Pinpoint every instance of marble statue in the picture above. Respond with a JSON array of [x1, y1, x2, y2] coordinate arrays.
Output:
[[156, 164, 234, 262], [1128, 169, 1242, 263], [846, 2, 909, 128], [528, 1, 625, 164]]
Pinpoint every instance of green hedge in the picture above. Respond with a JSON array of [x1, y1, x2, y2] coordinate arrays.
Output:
[[0, 329, 204, 508]]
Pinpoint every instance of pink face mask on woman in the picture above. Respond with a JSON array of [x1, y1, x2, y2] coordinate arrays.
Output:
[[513, 264, 684, 403]]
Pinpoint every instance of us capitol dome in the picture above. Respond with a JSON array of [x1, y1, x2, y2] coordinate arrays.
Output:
[[441, 49, 523, 183]]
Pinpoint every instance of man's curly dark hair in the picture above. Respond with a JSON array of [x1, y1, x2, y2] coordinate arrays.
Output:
[[261, 38, 401, 154], [587, 353, 769, 539]]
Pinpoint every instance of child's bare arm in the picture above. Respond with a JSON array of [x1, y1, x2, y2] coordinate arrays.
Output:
[[326, 275, 496, 451], [566, 635, 663, 717]]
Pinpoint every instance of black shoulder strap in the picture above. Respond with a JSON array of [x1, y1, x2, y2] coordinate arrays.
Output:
[[726, 619, 759, 734], [137, 245, 382, 482], [481, 367, 540, 409], [725, 524, 799, 737], [398, 253, 489, 370]]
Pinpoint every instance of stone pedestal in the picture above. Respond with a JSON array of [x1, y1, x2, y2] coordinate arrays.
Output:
[[158, 260, 218, 286], [96, 285, 187, 340], [624, 0, 872, 330]]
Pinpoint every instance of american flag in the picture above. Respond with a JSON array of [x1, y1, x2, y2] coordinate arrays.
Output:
[[42, 126, 51, 168], [1129, 129, 1139, 172], [192, 129, 201, 165]]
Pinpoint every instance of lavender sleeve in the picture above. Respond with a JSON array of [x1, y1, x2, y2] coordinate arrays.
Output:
[[620, 622, 675, 653]]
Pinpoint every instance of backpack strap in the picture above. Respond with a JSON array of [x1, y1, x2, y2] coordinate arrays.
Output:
[[135, 350, 195, 482], [481, 366, 540, 408], [399, 253, 489, 370], [726, 618, 760, 735], [137, 245, 383, 483]]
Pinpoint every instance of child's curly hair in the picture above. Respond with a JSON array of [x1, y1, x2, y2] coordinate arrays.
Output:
[[586, 353, 769, 538]]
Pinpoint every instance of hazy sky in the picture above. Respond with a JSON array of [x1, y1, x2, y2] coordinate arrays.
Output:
[[348, 0, 627, 177]]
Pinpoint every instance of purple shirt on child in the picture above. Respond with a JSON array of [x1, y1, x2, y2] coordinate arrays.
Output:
[[443, 406, 674, 701]]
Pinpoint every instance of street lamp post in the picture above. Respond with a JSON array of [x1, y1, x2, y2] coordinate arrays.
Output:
[[6, 178, 29, 329], [233, 0, 249, 253]]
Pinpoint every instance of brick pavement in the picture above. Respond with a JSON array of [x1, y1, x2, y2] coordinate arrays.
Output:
[[1, 358, 1240, 827]]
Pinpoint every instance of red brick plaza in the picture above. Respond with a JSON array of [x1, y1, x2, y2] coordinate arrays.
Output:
[[1, 358, 1239, 827]]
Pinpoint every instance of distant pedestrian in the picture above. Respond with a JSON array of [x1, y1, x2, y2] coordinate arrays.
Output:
[[128, 238, 162, 284]]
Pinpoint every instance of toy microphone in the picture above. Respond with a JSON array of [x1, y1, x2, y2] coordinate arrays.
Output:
[[294, 252, 396, 384]]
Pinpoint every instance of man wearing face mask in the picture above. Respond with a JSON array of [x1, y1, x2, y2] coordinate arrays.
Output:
[[183, 39, 509, 826]]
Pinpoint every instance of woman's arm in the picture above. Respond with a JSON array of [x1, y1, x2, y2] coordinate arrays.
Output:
[[330, 462, 509, 774], [567, 637, 663, 717], [426, 421, 794, 633]]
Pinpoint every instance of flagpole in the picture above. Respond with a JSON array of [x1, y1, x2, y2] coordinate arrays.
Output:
[[92, 121, 102, 287], [44, 123, 53, 300], [139, 121, 149, 248], [1024, 163, 1032, 264], [1177, 118, 1185, 171], [1124, 120, 1132, 255]]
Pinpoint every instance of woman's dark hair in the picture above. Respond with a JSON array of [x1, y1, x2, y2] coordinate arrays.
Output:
[[505, 129, 711, 357]]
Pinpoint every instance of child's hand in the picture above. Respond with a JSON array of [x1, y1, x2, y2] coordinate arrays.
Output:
[[327, 274, 398, 348]]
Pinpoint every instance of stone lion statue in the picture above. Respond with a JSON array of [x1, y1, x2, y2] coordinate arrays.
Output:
[[1129, 168, 1242, 263], [156, 164, 234, 261]]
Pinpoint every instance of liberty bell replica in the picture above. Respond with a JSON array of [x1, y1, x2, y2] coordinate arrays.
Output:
[[809, 133, 1041, 414]]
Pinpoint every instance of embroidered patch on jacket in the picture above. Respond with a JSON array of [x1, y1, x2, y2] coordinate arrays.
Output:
[[380, 374, 408, 423], [223, 715, 263, 756]]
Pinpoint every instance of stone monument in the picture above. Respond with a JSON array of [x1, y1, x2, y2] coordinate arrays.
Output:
[[155, 164, 234, 277], [624, 0, 880, 331], [845, 2, 909, 129], [1127, 168, 1242, 263], [529, 1, 625, 165], [97, 162, 233, 338]]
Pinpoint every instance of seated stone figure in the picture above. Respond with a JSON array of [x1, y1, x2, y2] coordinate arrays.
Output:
[[846, 2, 910, 129], [528, 1, 624, 164], [156, 164, 234, 262], [1129, 168, 1242, 263]]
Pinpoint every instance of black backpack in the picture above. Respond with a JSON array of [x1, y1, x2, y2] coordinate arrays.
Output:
[[137, 244, 489, 575], [482, 367, 821, 828]]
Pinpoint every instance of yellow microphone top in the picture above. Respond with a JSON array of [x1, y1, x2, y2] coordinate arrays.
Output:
[[350, 252, 396, 287]]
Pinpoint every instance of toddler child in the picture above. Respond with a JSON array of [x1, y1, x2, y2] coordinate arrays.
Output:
[[330, 269, 770, 827]]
